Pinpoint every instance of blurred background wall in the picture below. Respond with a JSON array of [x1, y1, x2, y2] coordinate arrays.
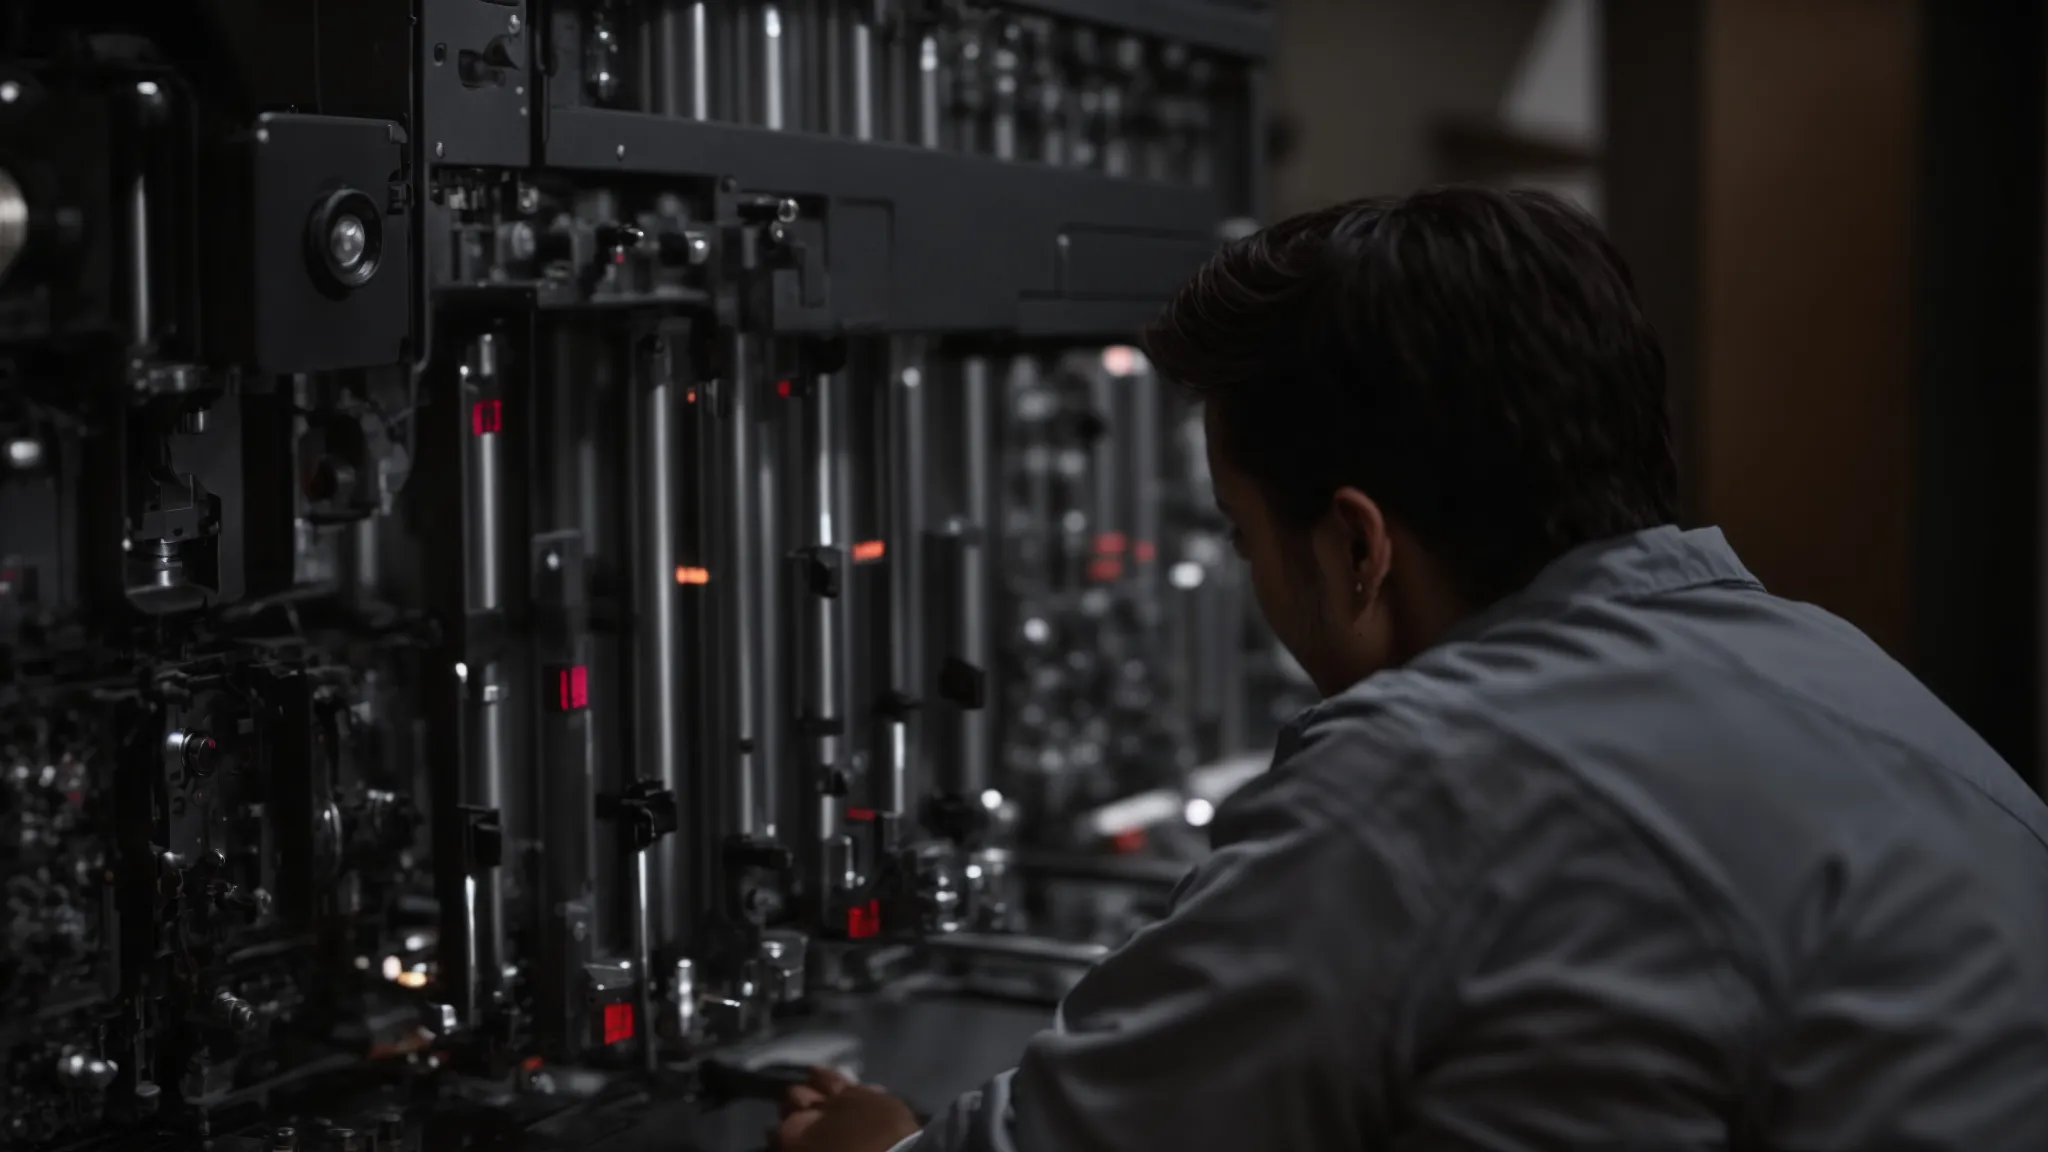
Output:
[[1265, 0, 2047, 789]]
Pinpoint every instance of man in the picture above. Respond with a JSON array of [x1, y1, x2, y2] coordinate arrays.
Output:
[[776, 188, 2048, 1151]]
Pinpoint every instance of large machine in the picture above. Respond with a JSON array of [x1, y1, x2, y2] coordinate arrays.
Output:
[[0, 2, 1291, 1148]]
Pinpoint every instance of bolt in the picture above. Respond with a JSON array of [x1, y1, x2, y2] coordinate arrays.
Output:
[[517, 184, 540, 214], [775, 198, 800, 223]]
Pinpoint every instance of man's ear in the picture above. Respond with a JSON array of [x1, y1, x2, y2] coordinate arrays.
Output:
[[1329, 487, 1390, 592]]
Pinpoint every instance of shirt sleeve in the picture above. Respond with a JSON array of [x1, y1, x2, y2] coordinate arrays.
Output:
[[895, 743, 1405, 1152]]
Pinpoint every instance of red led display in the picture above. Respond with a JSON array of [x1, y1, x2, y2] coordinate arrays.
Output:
[[1111, 829, 1147, 855], [846, 899, 882, 940], [555, 665, 589, 711], [1093, 531, 1127, 557], [845, 807, 876, 822], [1087, 558, 1123, 582], [851, 540, 886, 564], [471, 399, 502, 436], [674, 565, 711, 586], [602, 1002, 635, 1045], [776, 380, 793, 399]]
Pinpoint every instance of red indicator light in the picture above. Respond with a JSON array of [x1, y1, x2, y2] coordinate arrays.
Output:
[[845, 807, 876, 822], [1134, 540, 1156, 562], [555, 665, 589, 711], [846, 899, 883, 940], [851, 540, 886, 564], [685, 389, 699, 404], [1110, 829, 1147, 855], [674, 565, 711, 586], [776, 380, 793, 399], [1087, 558, 1123, 582], [602, 1002, 635, 1045], [471, 400, 502, 436], [1094, 531, 1127, 556]]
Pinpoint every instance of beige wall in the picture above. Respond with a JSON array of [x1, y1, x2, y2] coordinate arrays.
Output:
[[1697, 0, 1920, 654]]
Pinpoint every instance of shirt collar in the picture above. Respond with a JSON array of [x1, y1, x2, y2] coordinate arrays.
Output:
[[1436, 525, 1764, 648]]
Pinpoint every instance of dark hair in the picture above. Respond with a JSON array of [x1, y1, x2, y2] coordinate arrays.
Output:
[[1143, 186, 1678, 603]]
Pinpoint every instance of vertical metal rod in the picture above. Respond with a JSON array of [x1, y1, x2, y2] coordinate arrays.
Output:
[[634, 850, 655, 1071], [797, 373, 852, 907], [465, 337, 504, 613], [852, 17, 877, 141], [1126, 365, 1163, 627], [956, 357, 995, 796], [127, 171, 151, 345], [884, 350, 928, 813], [690, 3, 712, 119], [718, 335, 764, 836], [472, 662, 509, 1011], [754, 363, 785, 837], [763, 4, 787, 131], [633, 335, 685, 946], [917, 34, 942, 149]]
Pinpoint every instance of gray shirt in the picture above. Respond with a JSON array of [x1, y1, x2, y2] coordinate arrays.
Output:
[[896, 526, 2048, 1152]]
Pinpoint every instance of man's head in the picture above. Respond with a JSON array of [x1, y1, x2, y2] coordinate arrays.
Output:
[[1143, 187, 1678, 697]]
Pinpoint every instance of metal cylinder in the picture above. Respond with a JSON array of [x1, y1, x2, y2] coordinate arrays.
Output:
[[712, 335, 765, 837], [883, 349, 929, 814], [463, 335, 505, 613], [797, 372, 854, 901], [916, 33, 943, 149], [851, 12, 878, 141], [467, 661, 510, 1015], [632, 334, 687, 946], [954, 357, 996, 796], [754, 361, 786, 837], [647, 1, 714, 119]]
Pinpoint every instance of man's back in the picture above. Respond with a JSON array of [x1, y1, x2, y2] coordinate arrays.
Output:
[[1309, 524, 2048, 1148]]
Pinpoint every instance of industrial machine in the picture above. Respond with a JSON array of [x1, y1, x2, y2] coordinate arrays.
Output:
[[0, 2, 1278, 1148]]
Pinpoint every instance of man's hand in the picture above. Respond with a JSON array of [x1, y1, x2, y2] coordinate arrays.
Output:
[[774, 1066, 922, 1152]]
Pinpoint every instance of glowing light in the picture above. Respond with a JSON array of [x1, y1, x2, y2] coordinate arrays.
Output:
[[851, 539, 886, 563], [382, 955, 403, 981], [470, 399, 502, 436], [980, 789, 1004, 811], [603, 1002, 636, 1045], [1169, 562, 1204, 590], [674, 565, 710, 585], [1101, 345, 1145, 377], [1183, 797, 1215, 828]]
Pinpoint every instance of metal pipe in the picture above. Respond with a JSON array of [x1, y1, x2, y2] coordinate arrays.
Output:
[[464, 335, 504, 613], [955, 357, 996, 796], [925, 931, 1109, 970], [852, 14, 877, 141], [716, 335, 765, 837], [754, 358, 785, 837], [917, 34, 942, 149], [127, 169, 151, 345], [649, 1, 713, 119], [634, 849, 655, 1071], [762, 3, 787, 131], [795, 372, 854, 910], [469, 662, 509, 1013], [633, 333, 686, 946], [884, 350, 929, 814]]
